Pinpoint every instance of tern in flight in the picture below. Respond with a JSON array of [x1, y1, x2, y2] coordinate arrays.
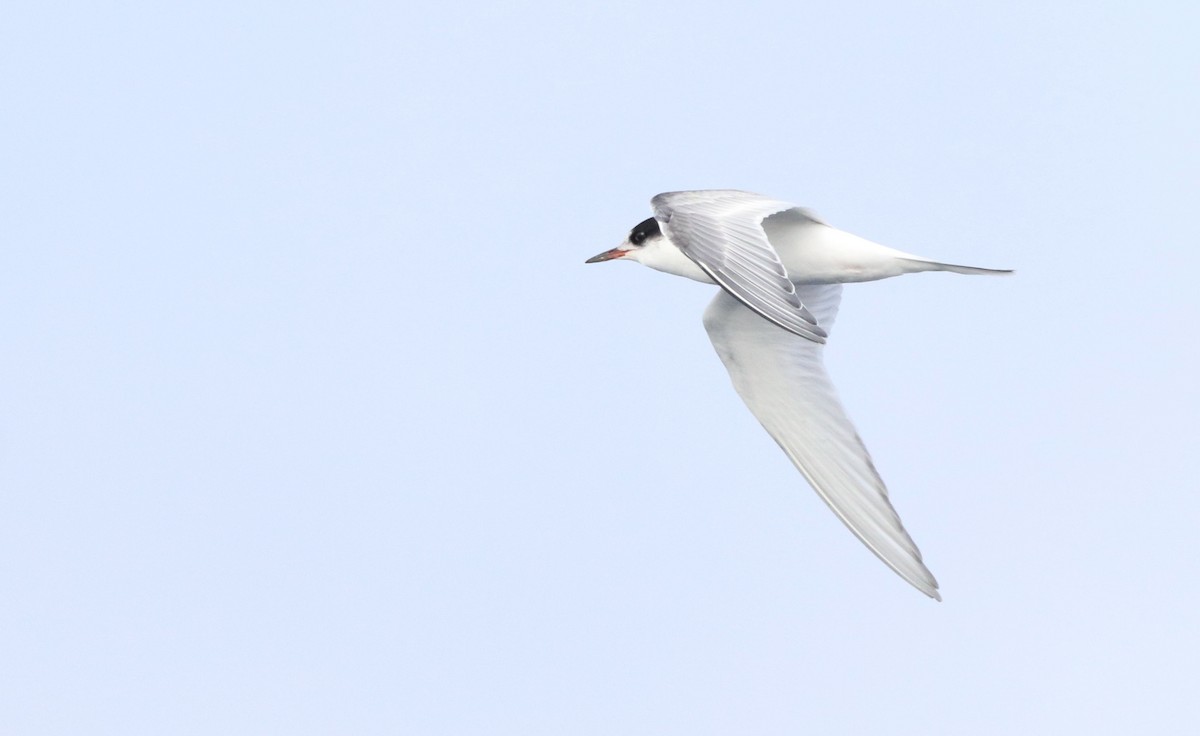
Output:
[[587, 190, 1010, 599]]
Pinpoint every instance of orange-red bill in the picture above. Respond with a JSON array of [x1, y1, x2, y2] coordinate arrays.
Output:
[[584, 248, 627, 264]]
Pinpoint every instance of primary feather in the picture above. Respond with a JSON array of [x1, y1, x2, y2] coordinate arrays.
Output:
[[652, 191, 828, 343], [704, 287, 940, 599]]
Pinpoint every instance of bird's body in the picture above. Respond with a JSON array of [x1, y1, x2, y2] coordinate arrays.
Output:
[[587, 190, 1010, 600], [624, 191, 1006, 287]]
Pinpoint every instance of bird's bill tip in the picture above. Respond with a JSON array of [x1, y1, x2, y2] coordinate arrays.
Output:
[[585, 247, 627, 264]]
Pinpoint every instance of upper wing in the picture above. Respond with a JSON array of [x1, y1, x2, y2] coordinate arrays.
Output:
[[652, 190, 828, 344], [702, 285, 941, 599]]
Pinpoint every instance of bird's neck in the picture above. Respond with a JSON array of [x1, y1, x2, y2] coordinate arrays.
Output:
[[635, 239, 715, 284]]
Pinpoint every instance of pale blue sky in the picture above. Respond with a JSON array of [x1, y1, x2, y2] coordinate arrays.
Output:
[[3, 1, 1198, 734]]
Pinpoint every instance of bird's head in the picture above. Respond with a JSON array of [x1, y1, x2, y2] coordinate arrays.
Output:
[[584, 216, 663, 265], [585, 215, 710, 282]]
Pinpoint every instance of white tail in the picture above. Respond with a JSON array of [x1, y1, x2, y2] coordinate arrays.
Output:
[[899, 258, 1013, 276]]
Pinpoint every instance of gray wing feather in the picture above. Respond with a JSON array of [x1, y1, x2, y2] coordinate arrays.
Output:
[[652, 190, 828, 343], [703, 286, 941, 599]]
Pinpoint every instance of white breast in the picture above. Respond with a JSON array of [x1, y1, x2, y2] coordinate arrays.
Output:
[[629, 236, 717, 284]]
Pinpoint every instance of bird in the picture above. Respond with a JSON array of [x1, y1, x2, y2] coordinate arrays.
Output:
[[585, 190, 1010, 600]]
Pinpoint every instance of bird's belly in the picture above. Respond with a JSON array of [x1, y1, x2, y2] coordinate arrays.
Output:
[[773, 222, 915, 284]]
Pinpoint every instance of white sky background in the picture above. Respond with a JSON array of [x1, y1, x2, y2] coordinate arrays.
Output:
[[3, 1, 1198, 733]]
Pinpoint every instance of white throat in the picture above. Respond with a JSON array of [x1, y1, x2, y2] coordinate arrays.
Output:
[[629, 236, 715, 284]]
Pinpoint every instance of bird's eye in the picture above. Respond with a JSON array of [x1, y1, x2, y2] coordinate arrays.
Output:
[[628, 217, 660, 247]]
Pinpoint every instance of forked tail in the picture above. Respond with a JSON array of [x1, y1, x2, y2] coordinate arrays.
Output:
[[899, 258, 1013, 276]]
